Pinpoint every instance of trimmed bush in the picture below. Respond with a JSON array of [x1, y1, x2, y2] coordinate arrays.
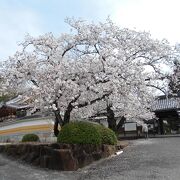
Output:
[[57, 121, 102, 145], [57, 121, 117, 145], [22, 134, 40, 142], [94, 125, 117, 145]]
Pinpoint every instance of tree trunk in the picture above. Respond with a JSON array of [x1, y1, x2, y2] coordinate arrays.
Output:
[[53, 119, 59, 137], [106, 105, 117, 132], [63, 103, 73, 126], [53, 109, 63, 137], [53, 102, 74, 136], [117, 116, 126, 131]]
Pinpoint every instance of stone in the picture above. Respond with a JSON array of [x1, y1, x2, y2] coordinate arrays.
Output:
[[32, 157, 40, 166], [102, 145, 116, 157], [76, 149, 93, 168], [58, 149, 78, 171], [40, 155, 51, 168], [40, 146, 53, 156], [25, 152, 39, 164], [59, 143, 72, 150], [45, 149, 79, 171], [49, 143, 60, 149], [0, 143, 117, 171], [6, 147, 17, 156], [48, 149, 63, 170], [19, 144, 32, 155], [20, 153, 30, 161], [92, 152, 102, 161]]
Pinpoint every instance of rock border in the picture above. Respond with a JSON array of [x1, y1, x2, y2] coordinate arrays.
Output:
[[0, 143, 123, 171]]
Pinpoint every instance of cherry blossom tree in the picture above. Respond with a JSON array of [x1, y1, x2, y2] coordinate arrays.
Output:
[[63, 18, 174, 131], [4, 32, 115, 135], [3, 18, 175, 134]]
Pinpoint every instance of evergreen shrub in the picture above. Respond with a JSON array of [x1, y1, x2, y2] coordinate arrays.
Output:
[[57, 121, 117, 145], [94, 124, 117, 145], [22, 133, 40, 142], [57, 121, 102, 144]]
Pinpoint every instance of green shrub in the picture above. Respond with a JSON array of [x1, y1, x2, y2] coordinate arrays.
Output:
[[57, 121, 102, 145], [57, 121, 117, 145], [94, 124, 117, 145], [22, 134, 40, 142]]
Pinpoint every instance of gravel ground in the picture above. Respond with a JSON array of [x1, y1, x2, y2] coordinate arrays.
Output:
[[0, 137, 180, 180]]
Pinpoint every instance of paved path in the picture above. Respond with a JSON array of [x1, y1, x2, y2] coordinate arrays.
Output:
[[0, 137, 180, 180]]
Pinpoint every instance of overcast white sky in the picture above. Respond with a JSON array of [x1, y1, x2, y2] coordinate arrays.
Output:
[[0, 0, 180, 61]]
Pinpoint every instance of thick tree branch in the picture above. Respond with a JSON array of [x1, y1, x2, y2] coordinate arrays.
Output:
[[62, 45, 74, 57], [77, 92, 112, 109], [146, 84, 167, 95], [63, 93, 81, 125]]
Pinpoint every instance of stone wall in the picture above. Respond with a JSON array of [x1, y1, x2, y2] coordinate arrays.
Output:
[[0, 143, 117, 171]]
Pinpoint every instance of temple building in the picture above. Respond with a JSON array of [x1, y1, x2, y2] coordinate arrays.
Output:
[[152, 95, 180, 134]]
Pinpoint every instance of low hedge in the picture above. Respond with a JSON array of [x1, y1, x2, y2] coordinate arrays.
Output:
[[22, 134, 40, 142], [57, 121, 102, 145], [57, 121, 117, 145], [94, 124, 117, 145]]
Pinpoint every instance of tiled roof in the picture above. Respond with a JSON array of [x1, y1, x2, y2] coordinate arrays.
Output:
[[5, 95, 31, 109], [152, 97, 180, 111]]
